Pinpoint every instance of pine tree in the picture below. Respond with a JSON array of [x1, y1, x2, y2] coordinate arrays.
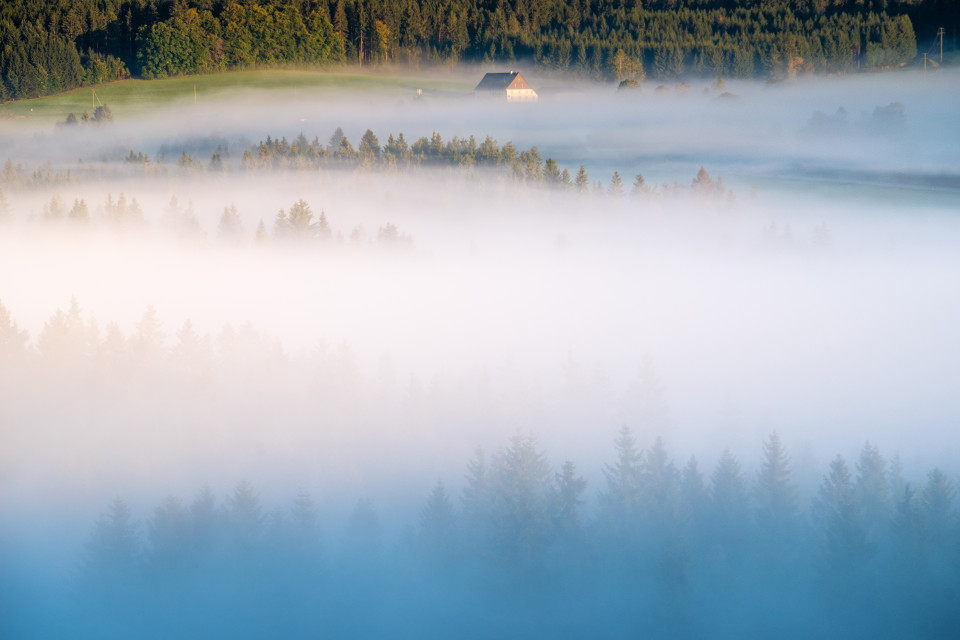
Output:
[[226, 479, 264, 551], [811, 455, 872, 572], [551, 460, 587, 541], [855, 441, 890, 543], [132, 305, 163, 362], [599, 425, 644, 541], [892, 484, 925, 560], [460, 447, 490, 551], [286, 199, 316, 239], [68, 198, 90, 223], [543, 158, 561, 186], [754, 432, 799, 545], [680, 455, 708, 532], [609, 171, 623, 197], [84, 497, 140, 578], [359, 129, 381, 162], [420, 481, 456, 556], [922, 468, 956, 548], [642, 437, 680, 528], [146, 495, 192, 575], [189, 484, 220, 555], [0, 300, 29, 364], [691, 166, 714, 192], [218, 204, 244, 244], [254, 219, 269, 244], [710, 449, 750, 550], [575, 165, 589, 192], [488, 430, 553, 564]]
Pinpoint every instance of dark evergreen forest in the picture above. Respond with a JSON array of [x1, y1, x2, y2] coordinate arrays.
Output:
[[2, 0, 952, 100]]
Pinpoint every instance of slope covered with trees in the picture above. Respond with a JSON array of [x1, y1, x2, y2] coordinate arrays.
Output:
[[1, 0, 946, 101]]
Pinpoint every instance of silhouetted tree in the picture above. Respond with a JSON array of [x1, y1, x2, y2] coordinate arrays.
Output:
[[146, 495, 192, 576], [811, 455, 872, 573], [710, 448, 751, 553], [755, 432, 800, 548], [551, 460, 587, 542], [641, 437, 681, 530], [609, 171, 623, 197], [217, 204, 244, 244], [599, 425, 644, 533], [0, 300, 29, 364], [575, 165, 589, 192], [922, 468, 956, 548], [855, 441, 890, 544], [225, 479, 264, 552], [83, 497, 141, 586], [488, 430, 553, 565], [420, 481, 457, 566]]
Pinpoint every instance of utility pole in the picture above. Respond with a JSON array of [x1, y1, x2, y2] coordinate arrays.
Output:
[[923, 52, 927, 78], [939, 27, 945, 64]]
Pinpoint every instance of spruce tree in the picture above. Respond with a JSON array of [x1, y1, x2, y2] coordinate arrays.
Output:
[[551, 460, 587, 541], [754, 432, 800, 546], [922, 468, 956, 548], [811, 455, 872, 573], [855, 441, 890, 543], [146, 495, 192, 575], [710, 449, 750, 550], [488, 430, 553, 564], [575, 165, 589, 192], [609, 171, 623, 197]]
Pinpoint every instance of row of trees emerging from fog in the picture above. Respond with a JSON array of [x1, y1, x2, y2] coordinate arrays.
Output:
[[3, 127, 732, 214], [2, 0, 942, 100], [78, 428, 959, 637]]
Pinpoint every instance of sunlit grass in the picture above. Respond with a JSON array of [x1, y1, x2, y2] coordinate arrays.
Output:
[[0, 68, 474, 126]]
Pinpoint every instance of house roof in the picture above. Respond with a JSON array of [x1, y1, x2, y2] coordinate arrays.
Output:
[[474, 72, 532, 92]]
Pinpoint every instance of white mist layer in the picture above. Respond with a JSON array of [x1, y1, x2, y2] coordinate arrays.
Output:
[[0, 71, 958, 526]]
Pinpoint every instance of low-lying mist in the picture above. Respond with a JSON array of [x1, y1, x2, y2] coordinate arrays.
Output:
[[1, 70, 958, 638]]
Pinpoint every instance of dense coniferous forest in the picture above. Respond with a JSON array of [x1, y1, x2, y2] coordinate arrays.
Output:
[[0, 294, 957, 637], [2, 0, 952, 100], [69, 434, 959, 637]]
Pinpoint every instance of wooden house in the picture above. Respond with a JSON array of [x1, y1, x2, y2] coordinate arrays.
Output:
[[474, 71, 538, 102]]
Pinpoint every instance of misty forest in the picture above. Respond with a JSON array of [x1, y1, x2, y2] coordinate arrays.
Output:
[[2, 1, 960, 637]]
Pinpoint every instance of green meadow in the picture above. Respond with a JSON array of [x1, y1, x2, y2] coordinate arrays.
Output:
[[0, 68, 473, 126]]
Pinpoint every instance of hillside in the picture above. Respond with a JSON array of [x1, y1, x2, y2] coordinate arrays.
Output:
[[2, 0, 951, 101]]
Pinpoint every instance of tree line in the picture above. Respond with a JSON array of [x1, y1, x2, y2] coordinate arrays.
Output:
[[73, 427, 959, 637], [3, 125, 734, 207], [2, 0, 946, 101], [0, 190, 415, 248], [0, 168, 730, 250]]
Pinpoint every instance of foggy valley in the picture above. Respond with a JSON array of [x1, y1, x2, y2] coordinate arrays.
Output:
[[1, 70, 959, 638]]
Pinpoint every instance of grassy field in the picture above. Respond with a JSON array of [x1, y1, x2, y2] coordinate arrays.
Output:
[[0, 68, 474, 126]]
